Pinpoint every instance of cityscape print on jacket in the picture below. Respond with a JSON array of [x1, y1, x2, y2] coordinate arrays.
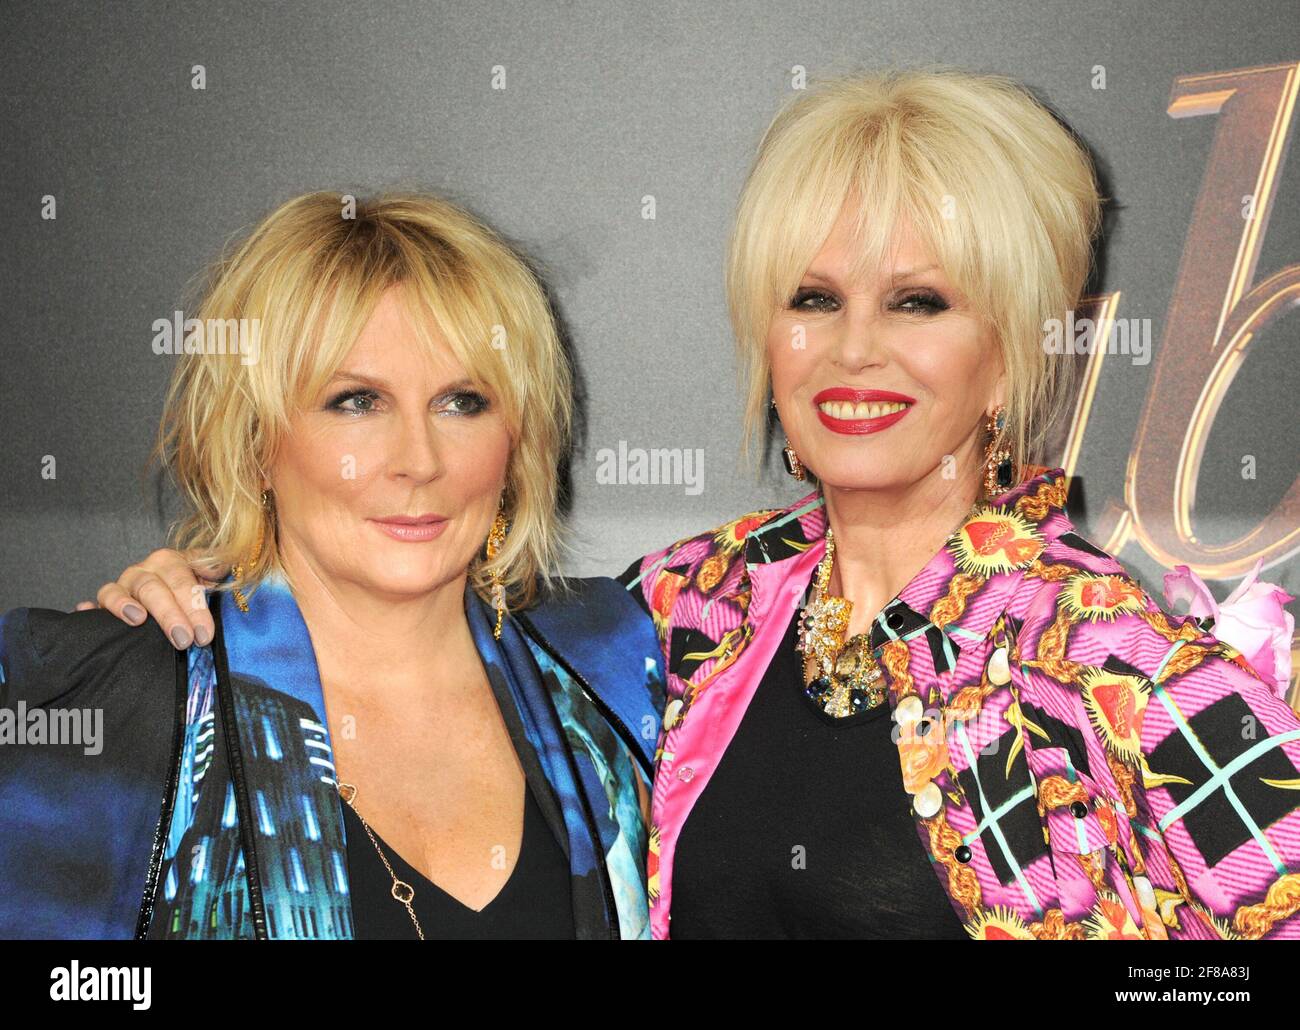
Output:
[[148, 575, 658, 940], [0, 572, 662, 940]]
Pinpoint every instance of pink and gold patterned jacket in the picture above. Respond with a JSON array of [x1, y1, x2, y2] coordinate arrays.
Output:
[[622, 468, 1300, 939]]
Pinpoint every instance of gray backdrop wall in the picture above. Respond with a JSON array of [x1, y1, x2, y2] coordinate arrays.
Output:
[[2, 1, 1297, 699]]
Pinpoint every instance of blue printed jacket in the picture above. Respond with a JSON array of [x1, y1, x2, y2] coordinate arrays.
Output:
[[0, 575, 663, 940]]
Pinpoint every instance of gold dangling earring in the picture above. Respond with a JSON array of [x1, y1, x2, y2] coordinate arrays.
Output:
[[772, 397, 806, 481], [233, 489, 271, 613], [782, 440, 806, 481], [484, 502, 509, 639], [982, 406, 1015, 498]]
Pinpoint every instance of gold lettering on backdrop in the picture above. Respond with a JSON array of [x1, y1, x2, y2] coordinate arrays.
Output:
[[1129, 62, 1299, 574], [1052, 63, 1300, 708], [1058, 293, 1122, 484]]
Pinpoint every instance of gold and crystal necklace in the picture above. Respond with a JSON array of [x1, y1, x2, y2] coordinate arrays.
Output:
[[796, 528, 886, 718], [797, 503, 981, 719], [337, 781, 425, 939]]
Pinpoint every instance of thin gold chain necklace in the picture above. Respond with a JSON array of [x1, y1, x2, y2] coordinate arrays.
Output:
[[337, 781, 425, 940]]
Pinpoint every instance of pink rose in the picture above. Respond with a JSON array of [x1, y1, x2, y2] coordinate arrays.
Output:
[[1164, 560, 1295, 698]]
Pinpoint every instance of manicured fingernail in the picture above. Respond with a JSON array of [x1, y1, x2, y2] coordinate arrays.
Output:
[[170, 627, 192, 649], [193, 625, 212, 647], [123, 604, 145, 624]]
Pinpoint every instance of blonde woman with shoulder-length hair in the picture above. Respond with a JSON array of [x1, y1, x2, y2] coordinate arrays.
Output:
[[631, 67, 1298, 940], [0, 190, 662, 940], [160, 191, 570, 612], [78, 68, 1299, 941]]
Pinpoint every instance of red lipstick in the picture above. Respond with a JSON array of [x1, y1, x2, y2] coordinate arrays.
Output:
[[812, 388, 915, 435], [368, 514, 449, 542]]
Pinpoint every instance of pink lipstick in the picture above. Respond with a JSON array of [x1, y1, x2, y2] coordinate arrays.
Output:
[[369, 514, 449, 542]]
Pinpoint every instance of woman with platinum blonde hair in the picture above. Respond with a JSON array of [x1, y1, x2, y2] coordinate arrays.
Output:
[[0, 191, 662, 940], [76, 68, 1300, 940]]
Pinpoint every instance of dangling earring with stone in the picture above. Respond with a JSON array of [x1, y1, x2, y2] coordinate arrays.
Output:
[[485, 500, 509, 639], [782, 442, 806, 481], [982, 405, 1015, 497], [233, 489, 272, 613], [772, 397, 806, 480]]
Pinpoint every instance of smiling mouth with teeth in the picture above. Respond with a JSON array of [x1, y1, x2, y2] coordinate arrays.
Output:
[[817, 400, 910, 420], [811, 389, 916, 435]]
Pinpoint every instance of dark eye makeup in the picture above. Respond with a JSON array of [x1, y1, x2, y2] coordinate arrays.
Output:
[[790, 288, 841, 312], [787, 286, 950, 314], [892, 288, 949, 314]]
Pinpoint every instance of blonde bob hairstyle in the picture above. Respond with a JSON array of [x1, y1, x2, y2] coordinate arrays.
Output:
[[728, 67, 1104, 470], [157, 191, 572, 610]]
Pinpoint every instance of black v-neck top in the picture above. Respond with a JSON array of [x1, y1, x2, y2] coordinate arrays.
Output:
[[669, 607, 970, 939], [342, 780, 576, 940]]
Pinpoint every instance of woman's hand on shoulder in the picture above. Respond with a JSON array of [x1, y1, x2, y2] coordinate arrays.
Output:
[[75, 549, 229, 649]]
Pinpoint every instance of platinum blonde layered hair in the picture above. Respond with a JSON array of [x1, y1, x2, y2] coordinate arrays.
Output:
[[727, 67, 1104, 469], [158, 191, 572, 609]]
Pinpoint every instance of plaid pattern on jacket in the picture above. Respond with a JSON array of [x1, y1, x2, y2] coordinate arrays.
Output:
[[623, 468, 1300, 939]]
